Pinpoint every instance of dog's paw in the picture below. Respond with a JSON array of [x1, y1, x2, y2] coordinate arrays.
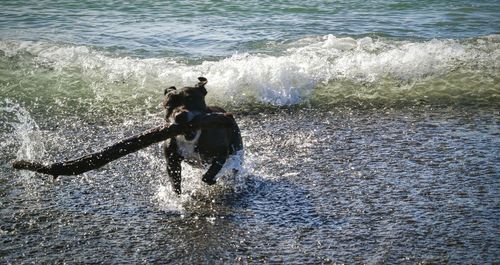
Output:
[[202, 175, 217, 185]]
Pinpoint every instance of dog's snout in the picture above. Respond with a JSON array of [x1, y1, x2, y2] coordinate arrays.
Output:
[[172, 110, 198, 124], [168, 106, 202, 125], [173, 110, 193, 124]]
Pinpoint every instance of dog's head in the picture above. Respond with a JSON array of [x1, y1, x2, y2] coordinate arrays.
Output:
[[163, 77, 208, 125]]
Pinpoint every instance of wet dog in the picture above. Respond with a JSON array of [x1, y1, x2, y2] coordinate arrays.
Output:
[[163, 77, 243, 194]]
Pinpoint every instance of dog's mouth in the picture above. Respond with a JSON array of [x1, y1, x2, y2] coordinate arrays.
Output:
[[183, 130, 197, 141]]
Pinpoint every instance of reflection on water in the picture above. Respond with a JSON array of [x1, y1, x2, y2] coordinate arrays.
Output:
[[1, 107, 498, 263]]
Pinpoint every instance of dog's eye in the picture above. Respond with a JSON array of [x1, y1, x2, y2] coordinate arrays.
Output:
[[168, 94, 180, 103]]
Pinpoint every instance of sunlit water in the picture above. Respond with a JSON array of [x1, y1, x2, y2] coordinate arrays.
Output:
[[1, 0, 499, 264], [1, 105, 498, 263]]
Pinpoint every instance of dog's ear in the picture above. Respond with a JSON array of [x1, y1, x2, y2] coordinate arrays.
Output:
[[197, 77, 208, 87], [164, 86, 176, 95], [196, 77, 208, 95]]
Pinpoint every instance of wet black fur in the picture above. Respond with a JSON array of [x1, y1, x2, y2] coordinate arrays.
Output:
[[163, 77, 243, 194]]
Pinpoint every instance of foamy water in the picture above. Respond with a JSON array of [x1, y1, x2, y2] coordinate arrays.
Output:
[[1, 35, 499, 109]]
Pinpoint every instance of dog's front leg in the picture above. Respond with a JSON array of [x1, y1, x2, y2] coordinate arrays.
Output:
[[202, 155, 227, 185], [167, 153, 182, 194], [164, 142, 183, 194]]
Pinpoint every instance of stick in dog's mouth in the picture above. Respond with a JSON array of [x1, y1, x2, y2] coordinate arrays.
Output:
[[11, 113, 235, 177]]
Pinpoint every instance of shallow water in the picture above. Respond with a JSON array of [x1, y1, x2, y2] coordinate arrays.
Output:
[[1, 0, 499, 264], [1, 106, 498, 264]]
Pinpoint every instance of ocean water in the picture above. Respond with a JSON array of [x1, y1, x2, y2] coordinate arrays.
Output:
[[1, 1, 499, 264]]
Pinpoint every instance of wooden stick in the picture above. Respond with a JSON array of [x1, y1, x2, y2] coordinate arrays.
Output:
[[11, 113, 235, 177]]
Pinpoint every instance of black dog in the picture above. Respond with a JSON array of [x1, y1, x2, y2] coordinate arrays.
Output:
[[163, 77, 243, 194]]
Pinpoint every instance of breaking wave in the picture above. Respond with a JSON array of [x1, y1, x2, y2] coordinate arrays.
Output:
[[1, 34, 499, 111]]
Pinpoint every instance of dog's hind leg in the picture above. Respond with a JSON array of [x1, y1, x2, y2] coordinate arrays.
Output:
[[201, 155, 227, 185]]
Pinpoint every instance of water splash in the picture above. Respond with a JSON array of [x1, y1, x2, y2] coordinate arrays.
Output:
[[1, 99, 46, 162], [153, 150, 246, 212]]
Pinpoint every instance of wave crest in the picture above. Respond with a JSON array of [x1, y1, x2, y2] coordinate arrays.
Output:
[[1, 35, 499, 109]]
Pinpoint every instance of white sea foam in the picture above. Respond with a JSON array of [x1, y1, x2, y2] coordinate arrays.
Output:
[[1, 35, 498, 107]]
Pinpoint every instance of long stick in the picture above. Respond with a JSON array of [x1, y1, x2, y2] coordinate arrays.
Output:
[[11, 113, 234, 177]]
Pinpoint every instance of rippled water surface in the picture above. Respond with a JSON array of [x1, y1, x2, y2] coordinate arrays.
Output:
[[1, 0, 499, 57], [1, 106, 498, 264]]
